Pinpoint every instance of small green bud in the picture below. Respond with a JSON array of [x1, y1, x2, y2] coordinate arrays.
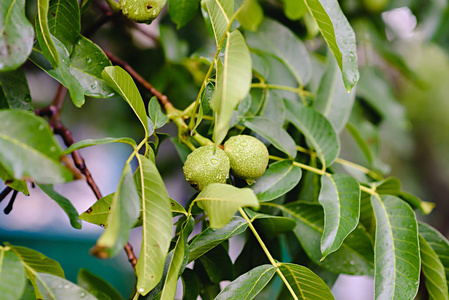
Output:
[[224, 135, 269, 184], [120, 0, 165, 24], [183, 145, 230, 191]]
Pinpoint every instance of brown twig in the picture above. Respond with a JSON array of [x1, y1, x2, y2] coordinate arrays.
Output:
[[105, 50, 173, 110], [53, 122, 103, 200], [35, 89, 138, 270], [124, 243, 138, 267], [53, 84, 67, 113]]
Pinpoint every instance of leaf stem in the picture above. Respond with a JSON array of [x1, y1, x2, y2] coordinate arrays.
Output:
[[295, 145, 383, 180], [251, 83, 313, 99], [105, 51, 213, 148], [335, 158, 383, 181], [238, 208, 299, 300], [188, 7, 244, 132], [251, 83, 300, 93], [269, 155, 326, 175], [270, 155, 379, 196]]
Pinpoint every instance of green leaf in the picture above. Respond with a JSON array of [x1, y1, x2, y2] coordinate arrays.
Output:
[[357, 67, 407, 129], [148, 97, 168, 129], [210, 30, 252, 146], [0, 250, 26, 300], [278, 263, 335, 299], [375, 177, 401, 195], [263, 55, 299, 104], [284, 202, 374, 275], [0, 164, 29, 195], [160, 25, 189, 64], [62, 137, 136, 155], [30, 35, 113, 100], [359, 190, 375, 235], [201, 0, 233, 46], [77, 269, 123, 300], [345, 122, 374, 166], [399, 192, 434, 215], [135, 155, 173, 295], [160, 217, 195, 300], [314, 52, 355, 133], [283, 0, 307, 20], [244, 209, 297, 239], [0, 110, 73, 184], [7, 245, 65, 278], [251, 160, 302, 201], [243, 117, 297, 158], [0, 68, 33, 110], [171, 138, 192, 164], [38, 184, 82, 229], [215, 264, 276, 300], [250, 52, 270, 80], [8, 244, 65, 299], [37, 0, 59, 67], [303, 0, 358, 90], [181, 268, 201, 300], [198, 244, 234, 283], [236, 0, 263, 32], [170, 198, 187, 216], [287, 106, 340, 167], [79, 194, 182, 228], [372, 177, 435, 215], [189, 216, 248, 262], [36, 273, 96, 300], [169, 0, 200, 28], [48, 0, 80, 51], [297, 159, 321, 203], [102, 66, 149, 137], [70, 35, 115, 98], [319, 174, 360, 258], [80, 0, 93, 13], [245, 18, 312, 86], [79, 193, 114, 227], [370, 195, 420, 300], [419, 222, 449, 290], [195, 183, 260, 229], [20, 279, 36, 300], [261, 91, 285, 128], [0, 0, 34, 71], [30, 37, 85, 107], [419, 235, 449, 300], [92, 163, 140, 258]]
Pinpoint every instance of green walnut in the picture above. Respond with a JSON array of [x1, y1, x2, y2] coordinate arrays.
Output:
[[120, 0, 165, 23], [183, 145, 230, 191], [224, 135, 269, 184]]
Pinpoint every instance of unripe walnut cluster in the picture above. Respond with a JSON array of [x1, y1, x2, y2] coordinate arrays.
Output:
[[120, 0, 165, 23], [183, 145, 230, 191], [182, 135, 269, 190], [224, 135, 269, 184]]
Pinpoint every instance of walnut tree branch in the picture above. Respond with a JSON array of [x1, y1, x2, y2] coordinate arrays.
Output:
[[104, 50, 172, 110], [35, 91, 138, 270]]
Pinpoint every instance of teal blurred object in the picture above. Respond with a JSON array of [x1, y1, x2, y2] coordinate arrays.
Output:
[[0, 231, 135, 298]]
